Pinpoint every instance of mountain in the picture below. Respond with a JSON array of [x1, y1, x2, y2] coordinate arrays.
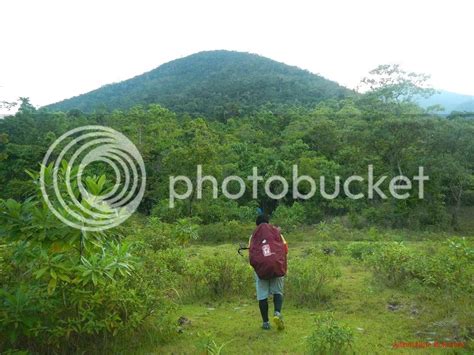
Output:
[[44, 50, 353, 119], [416, 90, 474, 113]]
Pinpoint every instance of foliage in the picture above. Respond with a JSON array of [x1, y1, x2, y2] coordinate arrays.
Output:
[[272, 202, 306, 231], [286, 254, 341, 306], [307, 313, 354, 355], [1, 59, 473, 353], [368, 239, 474, 291], [367, 242, 415, 286], [184, 249, 253, 300], [198, 221, 254, 243], [0, 164, 174, 352], [44, 50, 351, 119], [195, 332, 235, 355], [1, 73, 473, 230], [345, 241, 384, 260]]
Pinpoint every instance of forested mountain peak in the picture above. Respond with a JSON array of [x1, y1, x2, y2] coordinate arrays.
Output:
[[44, 50, 353, 119]]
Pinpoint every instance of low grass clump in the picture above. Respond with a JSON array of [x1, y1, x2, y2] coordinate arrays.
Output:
[[307, 313, 354, 355]]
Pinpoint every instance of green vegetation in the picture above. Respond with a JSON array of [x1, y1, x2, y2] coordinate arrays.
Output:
[[307, 313, 354, 355], [0, 57, 473, 353], [2, 197, 473, 353], [2, 65, 473, 231], [44, 51, 352, 119], [0, 166, 177, 352]]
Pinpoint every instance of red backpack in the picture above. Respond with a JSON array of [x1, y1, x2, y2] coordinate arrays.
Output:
[[249, 223, 287, 280]]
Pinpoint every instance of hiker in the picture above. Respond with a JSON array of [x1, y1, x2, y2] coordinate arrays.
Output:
[[248, 214, 288, 330]]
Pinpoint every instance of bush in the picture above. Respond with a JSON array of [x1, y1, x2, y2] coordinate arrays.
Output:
[[272, 202, 306, 231], [198, 221, 253, 243], [367, 242, 414, 286], [345, 242, 383, 261], [406, 238, 474, 291], [307, 313, 353, 355], [184, 249, 253, 300], [286, 255, 341, 306], [151, 199, 187, 223], [315, 221, 355, 241], [138, 217, 200, 247], [0, 164, 176, 352], [0, 240, 176, 352], [368, 239, 474, 291], [151, 197, 258, 225], [193, 198, 258, 224]]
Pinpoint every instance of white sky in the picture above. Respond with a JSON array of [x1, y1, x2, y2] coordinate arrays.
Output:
[[1, 0, 473, 114]]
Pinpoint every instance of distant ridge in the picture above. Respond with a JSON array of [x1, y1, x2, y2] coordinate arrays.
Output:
[[416, 90, 474, 113], [44, 50, 353, 119]]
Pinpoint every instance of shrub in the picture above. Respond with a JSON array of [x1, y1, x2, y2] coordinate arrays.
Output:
[[272, 202, 306, 232], [315, 221, 355, 241], [193, 198, 258, 224], [0, 163, 175, 352], [307, 313, 353, 355], [139, 217, 200, 247], [367, 242, 414, 286], [406, 238, 474, 291], [198, 221, 254, 243], [171, 218, 201, 245], [150, 199, 188, 223], [184, 249, 253, 300], [286, 255, 341, 306], [130, 217, 178, 252], [345, 242, 383, 261], [0, 239, 176, 352], [368, 239, 474, 291]]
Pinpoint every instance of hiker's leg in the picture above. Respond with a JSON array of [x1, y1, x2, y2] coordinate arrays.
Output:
[[273, 293, 283, 313], [269, 277, 284, 313], [255, 273, 270, 320], [258, 298, 269, 322]]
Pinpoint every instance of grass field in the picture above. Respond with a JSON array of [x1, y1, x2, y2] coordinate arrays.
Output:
[[100, 228, 473, 354]]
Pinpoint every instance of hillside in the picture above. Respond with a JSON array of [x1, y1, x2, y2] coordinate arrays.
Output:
[[44, 50, 352, 119], [416, 90, 474, 113]]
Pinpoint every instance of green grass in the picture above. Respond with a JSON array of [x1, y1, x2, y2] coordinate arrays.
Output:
[[107, 235, 473, 354], [155, 268, 415, 354], [152, 265, 471, 354]]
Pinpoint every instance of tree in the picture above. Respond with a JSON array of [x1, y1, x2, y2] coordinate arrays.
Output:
[[17, 97, 36, 113], [359, 64, 435, 103], [358, 64, 436, 117]]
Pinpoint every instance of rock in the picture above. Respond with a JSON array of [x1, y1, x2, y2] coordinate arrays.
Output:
[[178, 316, 191, 326], [387, 302, 401, 311], [322, 247, 336, 255]]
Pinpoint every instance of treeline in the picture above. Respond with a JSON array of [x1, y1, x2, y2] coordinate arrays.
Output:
[[1, 92, 473, 231]]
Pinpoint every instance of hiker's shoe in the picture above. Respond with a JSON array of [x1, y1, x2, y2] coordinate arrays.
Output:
[[273, 312, 285, 331], [262, 321, 271, 330]]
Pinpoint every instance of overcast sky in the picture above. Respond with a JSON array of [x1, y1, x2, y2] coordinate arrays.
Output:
[[1, 0, 473, 113]]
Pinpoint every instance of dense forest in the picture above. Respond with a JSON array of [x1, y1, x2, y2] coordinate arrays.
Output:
[[0, 55, 473, 353], [45, 51, 352, 119], [2, 65, 473, 230]]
